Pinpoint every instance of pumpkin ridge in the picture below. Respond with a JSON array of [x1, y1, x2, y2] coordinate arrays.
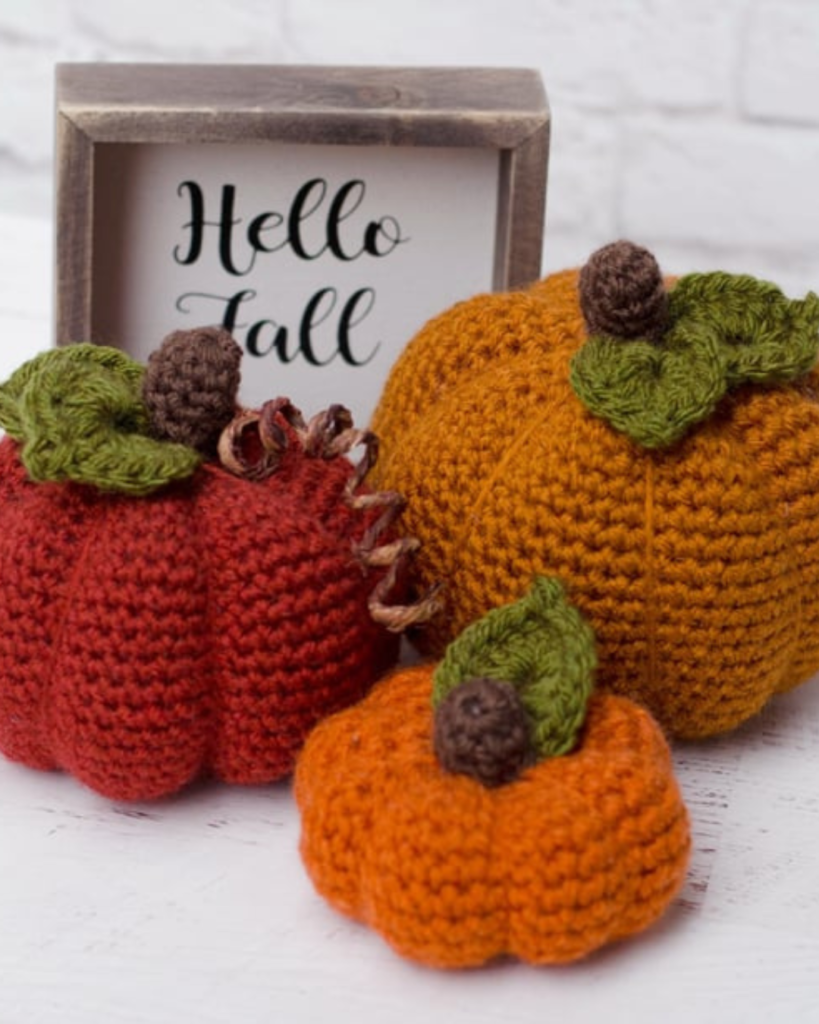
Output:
[[189, 474, 220, 773], [740, 408, 803, 698], [487, 776, 511, 961], [193, 462, 401, 784], [0, 454, 93, 767], [350, 665, 436, 920], [46, 483, 213, 797], [375, 363, 560, 622], [642, 455, 659, 702], [41, 487, 105, 767], [438, 374, 606, 649], [457, 353, 578, 580], [374, 736, 507, 964], [716, 389, 809, 693], [504, 693, 689, 958]]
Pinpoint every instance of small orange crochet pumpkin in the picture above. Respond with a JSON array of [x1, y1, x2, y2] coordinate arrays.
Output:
[[371, 241, 819, 738], [296, 578, 691, 969]]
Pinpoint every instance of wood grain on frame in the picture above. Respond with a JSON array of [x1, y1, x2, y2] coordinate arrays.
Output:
[[55, 63, 549, 345]]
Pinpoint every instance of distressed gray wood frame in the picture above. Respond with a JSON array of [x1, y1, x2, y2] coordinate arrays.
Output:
[[54, 63, 549, 345]]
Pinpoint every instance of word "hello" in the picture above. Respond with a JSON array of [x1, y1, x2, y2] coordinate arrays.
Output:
[[173, 179, 409, 275]]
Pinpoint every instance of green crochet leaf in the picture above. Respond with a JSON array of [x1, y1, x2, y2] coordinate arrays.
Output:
[[569, 329, 726, 450], [432, 577, 597, 760], [0, 344, 201, 495], [672, 273, 819, 384], [570, 272, 819, 449]]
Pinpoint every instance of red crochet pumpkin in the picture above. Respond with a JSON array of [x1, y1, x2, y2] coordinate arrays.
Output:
[[0, 330, 434, 800]]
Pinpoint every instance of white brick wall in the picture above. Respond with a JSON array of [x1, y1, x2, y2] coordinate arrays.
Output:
[[1, 0, 819, 294], [742, 0, 819, 126]]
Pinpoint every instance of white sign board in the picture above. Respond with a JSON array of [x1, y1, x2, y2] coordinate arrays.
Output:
[[92, 142, 499, 425]]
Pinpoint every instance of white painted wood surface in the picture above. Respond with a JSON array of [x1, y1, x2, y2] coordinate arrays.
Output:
[[1, 212, 818, 1023]]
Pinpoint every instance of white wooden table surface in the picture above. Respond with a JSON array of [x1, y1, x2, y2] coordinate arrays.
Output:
[[1, 212, 818, 1023]]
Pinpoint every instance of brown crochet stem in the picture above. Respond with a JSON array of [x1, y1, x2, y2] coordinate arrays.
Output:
[[433, 677, 533, 788], [578, 240, 670, 342], [217, 399, 442, 633], [143, 327, 243, 456]]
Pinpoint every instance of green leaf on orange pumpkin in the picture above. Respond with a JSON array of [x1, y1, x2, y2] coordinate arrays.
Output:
[[570, 272, 819, 448], [431, 577, 597, 760]]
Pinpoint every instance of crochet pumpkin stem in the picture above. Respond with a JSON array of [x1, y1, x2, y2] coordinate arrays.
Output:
[[431, 578, 597, 783], [433, 677, 533, 788], [578, 239, 669, 342]]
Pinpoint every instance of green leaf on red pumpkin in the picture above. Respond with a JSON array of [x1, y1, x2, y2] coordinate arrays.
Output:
[[0, 344, 201, 495]]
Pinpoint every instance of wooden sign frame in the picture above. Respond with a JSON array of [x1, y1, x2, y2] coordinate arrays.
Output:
[[54, 63, 549, 421]]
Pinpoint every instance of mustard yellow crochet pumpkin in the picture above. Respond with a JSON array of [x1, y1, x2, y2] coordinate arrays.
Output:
[[371, 241, 819, 738]]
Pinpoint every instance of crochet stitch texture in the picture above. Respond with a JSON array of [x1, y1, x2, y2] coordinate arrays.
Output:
[[370, 245, 819, 738], [0, 344, 201, 494], [0, 334, 434, 800], [0, 433, 399, 799], [296, 582, 690, 968], [432, 576, 596, 760]]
